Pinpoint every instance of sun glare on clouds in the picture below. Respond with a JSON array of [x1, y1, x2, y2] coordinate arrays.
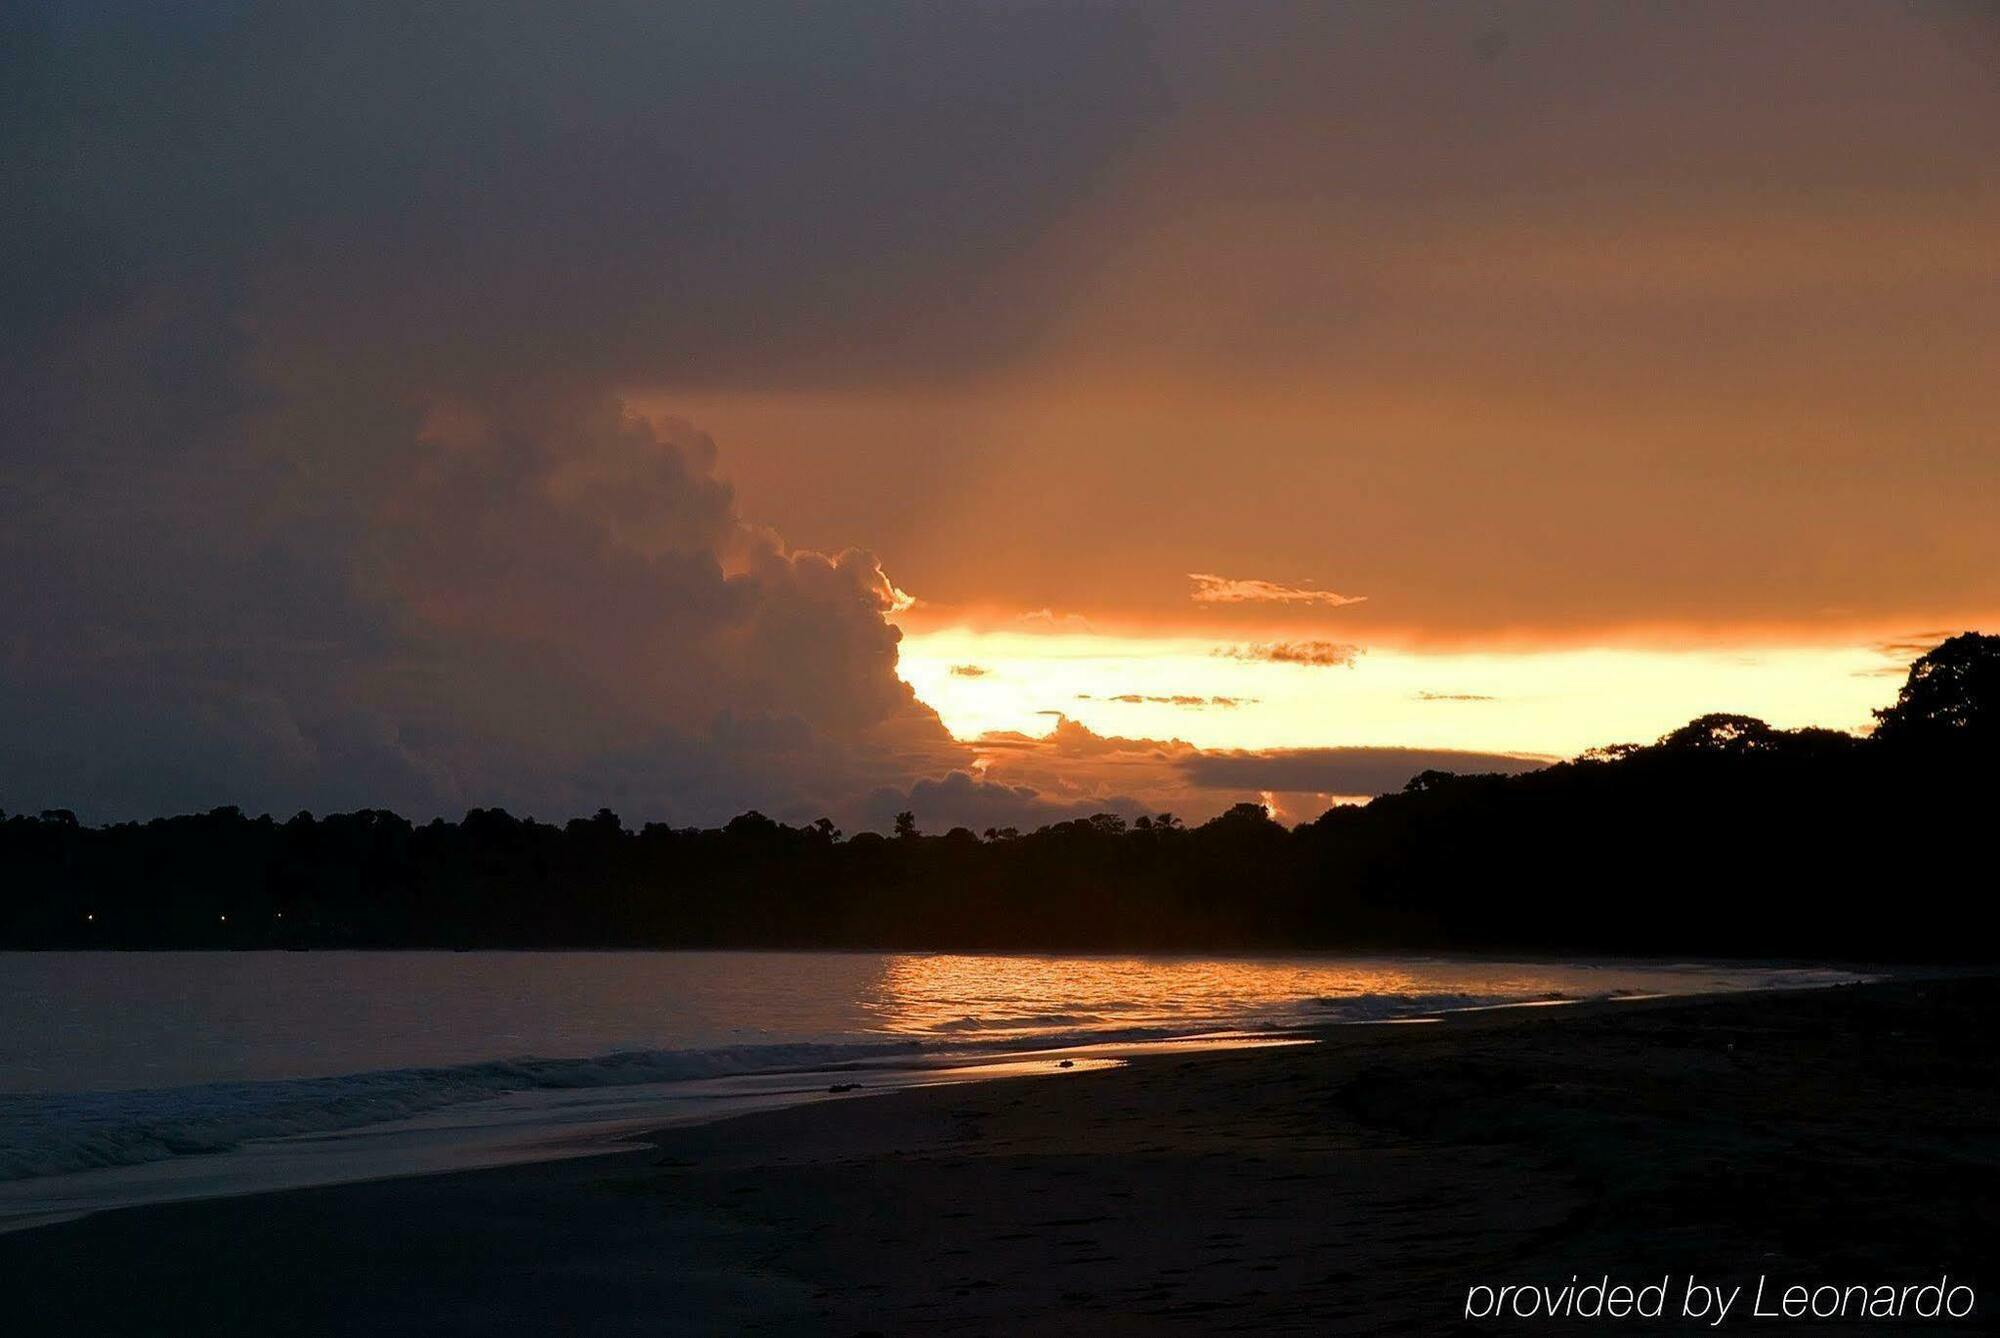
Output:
[[897, 627, 1898, 762]]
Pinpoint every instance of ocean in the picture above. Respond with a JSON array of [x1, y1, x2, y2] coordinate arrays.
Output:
[[0, 951, 1864, 1229]]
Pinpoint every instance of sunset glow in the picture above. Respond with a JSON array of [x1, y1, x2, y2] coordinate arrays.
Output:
[[7, 1, 1994, 835], [899, 626, 1908, 761], [10, 6, 2000, 1332]]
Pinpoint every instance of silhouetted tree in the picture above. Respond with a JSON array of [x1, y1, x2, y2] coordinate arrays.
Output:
[[1874, 632, 2000, 747], [1, 634, 1991, 958], [1657, 713, 1784, 753]]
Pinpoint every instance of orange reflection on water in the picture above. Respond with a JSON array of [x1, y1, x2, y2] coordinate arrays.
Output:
[[851, 952, 1732, 1045]]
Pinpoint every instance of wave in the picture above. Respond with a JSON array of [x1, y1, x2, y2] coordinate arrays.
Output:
[[0, 973, 1863, 1184], [1309, 990, 1514, 1020], [5, 1024, 1250, 1183], [0, 1009, 1338, 1183], [0, 1039, 928, 1182]]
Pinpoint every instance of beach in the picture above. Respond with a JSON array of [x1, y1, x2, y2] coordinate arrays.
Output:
[[6, 975, 1995, 1335]]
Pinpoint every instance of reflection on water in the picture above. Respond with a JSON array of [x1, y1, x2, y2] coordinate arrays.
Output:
[[0, 952, 1865, 1226], [1, 951, 1863, 1095], [855, 953, 1860, 1044]]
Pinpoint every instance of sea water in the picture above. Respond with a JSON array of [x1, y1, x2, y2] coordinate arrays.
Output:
[[0, 951, 1864, 1228]]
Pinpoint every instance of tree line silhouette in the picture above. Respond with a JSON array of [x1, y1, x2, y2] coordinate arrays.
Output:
[[4, 634, 1994, 958]]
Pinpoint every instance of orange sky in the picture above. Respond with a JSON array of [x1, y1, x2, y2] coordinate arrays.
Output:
[[10, 1, 1997, 828], [635, 5, 1996, 666], [620, 4, 1999, 796]]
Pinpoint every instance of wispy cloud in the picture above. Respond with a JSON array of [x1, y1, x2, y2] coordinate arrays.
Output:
[[1017, 608, 1097, 631], [1218, 640, 1361, 668], [1412, 690, 1496, 702], [1853, 633, 1951, 677], [1188, 573, 1366, 607], [1078, 693, 1259, 708], [1871, 633, 1951, 661], [949, 664, 989, 678]]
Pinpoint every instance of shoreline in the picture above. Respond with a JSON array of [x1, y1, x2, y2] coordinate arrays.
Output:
[[0, 944, 1927, 960], [0, 967, 1878, 1233], [9, 973, 1994, 1333]]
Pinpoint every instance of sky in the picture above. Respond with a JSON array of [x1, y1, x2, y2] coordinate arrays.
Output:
[[4, 2, 1996, 830]]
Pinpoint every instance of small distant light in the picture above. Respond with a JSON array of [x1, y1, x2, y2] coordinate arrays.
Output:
[[219, 914, 227, 922], [86, 913, 95, 922]]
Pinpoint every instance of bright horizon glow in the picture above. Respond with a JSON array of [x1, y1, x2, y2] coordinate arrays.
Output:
[[898, 627, 1905, 760]]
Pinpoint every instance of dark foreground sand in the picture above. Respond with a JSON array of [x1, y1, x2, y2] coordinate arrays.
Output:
[[6, 977, 1997, 1335]]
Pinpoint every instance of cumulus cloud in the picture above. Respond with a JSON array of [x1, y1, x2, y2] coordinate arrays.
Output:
[[1, 377, 965, 825], [0, 3, 1176, 827], [1188, 574, 1366, 607], [1219, 641, 1362, 668]]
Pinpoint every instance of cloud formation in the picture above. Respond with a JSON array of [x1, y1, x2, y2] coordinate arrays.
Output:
[[2, 2, 1170, 827], [1188, 574, 1367, 608], [1220, 641, 1363, 668], [939, 718, 1547, 830], [1, 380, 963, 826], [9, 2, 1986, 827]]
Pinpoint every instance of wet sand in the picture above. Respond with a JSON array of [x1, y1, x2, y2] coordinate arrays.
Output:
[[5, 976, 1996, 1335]]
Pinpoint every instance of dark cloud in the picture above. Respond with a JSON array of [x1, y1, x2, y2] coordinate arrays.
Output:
[[0, 381, 962, 824], [1178, 747, 1548, 797], [9, 0, 1985, 823], [3, 3, 1169, 398], [0, 2, 1172, 823]]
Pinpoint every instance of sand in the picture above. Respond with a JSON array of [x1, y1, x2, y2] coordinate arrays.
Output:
[[5, 976, 1996, 1335]]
